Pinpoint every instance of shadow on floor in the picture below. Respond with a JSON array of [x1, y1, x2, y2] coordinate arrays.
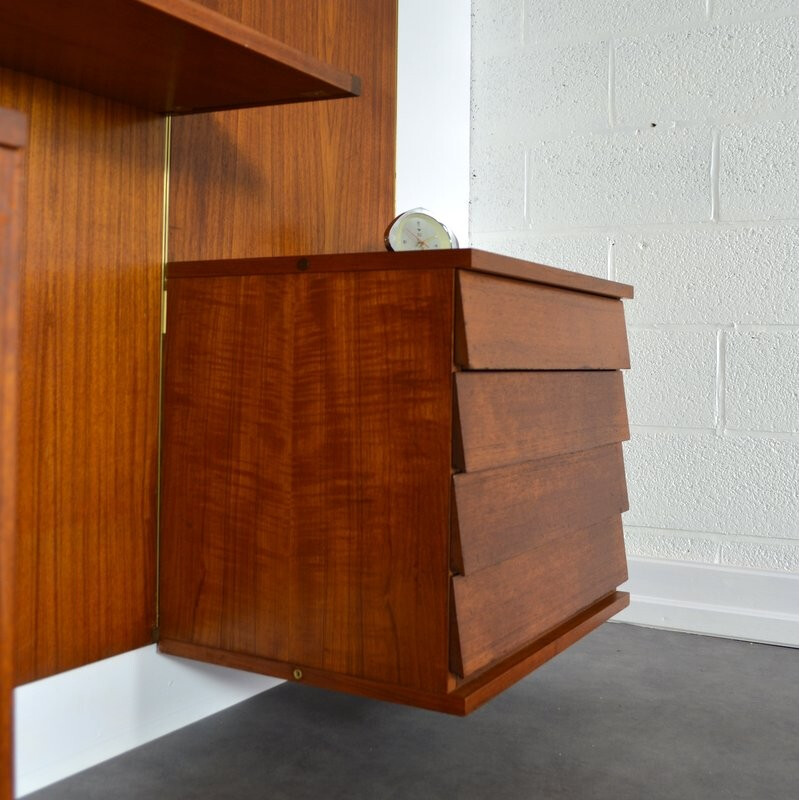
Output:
[[24, 623, 798, 800]]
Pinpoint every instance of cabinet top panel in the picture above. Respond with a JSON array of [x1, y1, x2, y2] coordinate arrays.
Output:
[[167, 249, 634, 300], [0, 0, 360, 114]]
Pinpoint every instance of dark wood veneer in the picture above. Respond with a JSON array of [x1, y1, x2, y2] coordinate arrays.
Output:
[[160, 269, 455, 692], [452, 443, 630, 575], [455, 270, 631, 370], [168, 249, 633, 299], [160, 592, 629, 716], [451, 517, 629, 677], [1, 72, 163, 686], [167, 0, 397, 261], [0, 105, 25, 800], [0, 0, 359, 114], [161, 251, 633, 713], [453, 370, 630, 473]]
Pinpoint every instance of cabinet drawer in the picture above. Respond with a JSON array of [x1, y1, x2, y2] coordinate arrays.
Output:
[[454, 370, 629, 473], [450, 516, 628, 678], [455, 270, 630, 370], [451, 442, 629, 574]]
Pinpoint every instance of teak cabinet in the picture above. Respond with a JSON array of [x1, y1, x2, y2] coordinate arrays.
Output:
[[159, 249, 633, 715], [0, 107, 25, 800]]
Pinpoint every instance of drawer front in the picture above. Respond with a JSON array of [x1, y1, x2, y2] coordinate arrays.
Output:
[[451, 442, 629, 575], [450, 516, 628, 678], [454, 370, 629, 473], [455, 270, 630, 370]]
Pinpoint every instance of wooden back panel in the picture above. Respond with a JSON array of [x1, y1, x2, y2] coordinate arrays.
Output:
[[161, 269, 454, 692], [168, 0, 397, 260], [0, 106, 26, 800], [0, 72, 163, 684], [0, 0, 396, 686]]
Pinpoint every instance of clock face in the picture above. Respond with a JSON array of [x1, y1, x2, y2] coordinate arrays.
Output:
[[385, 209, 458, 252]]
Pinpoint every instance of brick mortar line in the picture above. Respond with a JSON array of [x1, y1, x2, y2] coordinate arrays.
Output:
[[497, 8, 800, 53], [623, 526, 799, 546], [627, 425, 798, 440], [607, 38, 616, 128], [627, 324, 798, 331], [471, 113, 797, 150], [715, 328, 726, 434], [710, 127, 721, 223], [606, 238, 615, 281], [471, 217, 798, 237]]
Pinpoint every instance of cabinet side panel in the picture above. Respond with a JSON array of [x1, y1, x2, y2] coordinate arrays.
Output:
[[161, 269, 454, 693], [0, 107, 25, 800], [168, 0, 396, 260], [160, 276, 296, 662], [0, 71, 163, 684]]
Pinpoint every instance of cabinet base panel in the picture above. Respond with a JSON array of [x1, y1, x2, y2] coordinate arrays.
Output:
[[158, 592, 628, 716]]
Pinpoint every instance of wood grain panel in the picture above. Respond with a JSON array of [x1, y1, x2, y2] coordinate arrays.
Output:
[[452, 443, 629, 574], [453, 371, 630, 472], [0, 0, 359, 115], [468, 250, 633, 299], [160, 269, 454, 692], [0, 70, 163, 684], [455, 270, 630, 370], [453, 592, 629, 714], [168, 0, 396, 260], [0, 106, 26, 800], [450, 517, 628, 677], [159, 592, 630, 715]]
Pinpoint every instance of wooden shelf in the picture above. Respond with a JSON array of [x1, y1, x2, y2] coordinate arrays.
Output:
[[0, 0, 360, 114]]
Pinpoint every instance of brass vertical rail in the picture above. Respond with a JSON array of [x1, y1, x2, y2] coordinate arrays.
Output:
[[153, 114, 172, 636]]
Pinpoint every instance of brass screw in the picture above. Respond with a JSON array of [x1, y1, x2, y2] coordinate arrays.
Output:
[[293, 668, 303, 680]]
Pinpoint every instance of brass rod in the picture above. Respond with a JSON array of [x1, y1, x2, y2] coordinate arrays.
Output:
[[154, 114, 172, 634]]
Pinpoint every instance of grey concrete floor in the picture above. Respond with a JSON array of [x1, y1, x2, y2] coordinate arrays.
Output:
[[25, 624, 798, 800]]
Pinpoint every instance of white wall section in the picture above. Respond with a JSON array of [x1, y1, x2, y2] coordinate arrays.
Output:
[[395, 0, 471, 245], [471, 0, 798, 584], [14, 647, 280, 797]]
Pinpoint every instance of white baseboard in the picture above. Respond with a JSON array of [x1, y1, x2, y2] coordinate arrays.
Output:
[[14, 646, 281, 798], [615, 557, 799, 647]]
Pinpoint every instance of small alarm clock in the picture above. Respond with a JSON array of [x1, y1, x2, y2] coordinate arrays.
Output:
[[384, 208, 459, 252]]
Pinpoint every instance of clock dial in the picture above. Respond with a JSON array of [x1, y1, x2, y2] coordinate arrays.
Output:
[[385, 208, 458, 252]]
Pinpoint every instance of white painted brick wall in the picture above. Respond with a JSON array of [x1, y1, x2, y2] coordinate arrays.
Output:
[[615, 17, 798, 124], [527, 127, 712, 227], [625, 329, 717, 428], [720, 119, 799, 220], [471, 0, 798, 572], [725, 330, 799, 432], [524, 0, 704, 42], [614, 225, 798, 325]]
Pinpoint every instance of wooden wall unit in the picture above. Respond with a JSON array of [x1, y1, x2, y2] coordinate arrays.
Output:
[[2, 0, 632, 746], [1, 0, 394, 690], [168, 0, 397, 260], [0, 71, 164, 685], [0, 106, 26, 800], [159, 250, 634, 715]]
